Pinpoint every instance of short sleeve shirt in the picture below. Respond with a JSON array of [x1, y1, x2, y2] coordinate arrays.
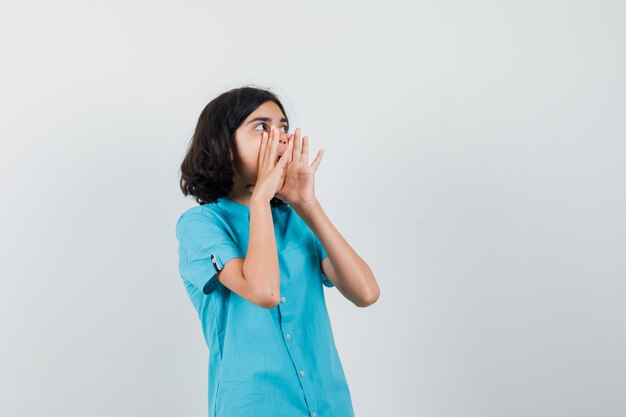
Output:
[[175, 196, 355, 417]]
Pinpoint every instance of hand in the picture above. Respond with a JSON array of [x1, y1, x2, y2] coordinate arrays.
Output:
[[250, 125, 294, 202], [276, 127, 324, 207]]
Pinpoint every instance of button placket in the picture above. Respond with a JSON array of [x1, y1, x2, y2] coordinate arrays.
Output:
[[277, 280, 319, 414]]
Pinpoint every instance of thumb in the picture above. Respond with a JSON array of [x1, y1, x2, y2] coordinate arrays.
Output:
[[311, 149, 324, 171]]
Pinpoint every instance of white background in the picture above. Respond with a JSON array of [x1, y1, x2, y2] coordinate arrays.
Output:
[[1, 1, 625, 416]]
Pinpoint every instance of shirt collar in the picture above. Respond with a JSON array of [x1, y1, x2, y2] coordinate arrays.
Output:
[[215, 196, 289, 218], [216, 196, 250, 217]]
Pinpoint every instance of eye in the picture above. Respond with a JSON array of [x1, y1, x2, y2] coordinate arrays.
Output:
[[255, 123, 289, 133]]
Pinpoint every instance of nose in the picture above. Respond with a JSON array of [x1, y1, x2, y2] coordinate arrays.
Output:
[[277, 129, 289, 152]]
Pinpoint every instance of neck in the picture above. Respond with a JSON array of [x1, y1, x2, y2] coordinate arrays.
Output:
[[226, 176, 254, 207]]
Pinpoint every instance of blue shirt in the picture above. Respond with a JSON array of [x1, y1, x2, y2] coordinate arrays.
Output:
[[175, 196, 355, 417]]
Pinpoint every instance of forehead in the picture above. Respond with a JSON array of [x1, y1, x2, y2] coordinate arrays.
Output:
[[244, 101, 286, 122]]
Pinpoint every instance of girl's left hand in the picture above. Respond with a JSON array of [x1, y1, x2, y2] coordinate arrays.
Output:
[[276, 128, 324, 207]]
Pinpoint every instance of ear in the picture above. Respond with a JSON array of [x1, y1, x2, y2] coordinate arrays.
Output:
[[229, 150, 240, 176]]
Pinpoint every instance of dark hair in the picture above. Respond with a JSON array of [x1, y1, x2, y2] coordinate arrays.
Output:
[[179, 85, 289, 207]]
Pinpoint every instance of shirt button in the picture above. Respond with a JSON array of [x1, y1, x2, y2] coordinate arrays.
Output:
[[281, 296, 287, 303], [311, 413, 317, 417], [285, 334, 292, 341], [299, 370, 306, 377]]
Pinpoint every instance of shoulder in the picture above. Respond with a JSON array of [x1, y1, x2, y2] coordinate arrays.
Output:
[[175, 204, 224, 237], [176, 204, 208, 224]]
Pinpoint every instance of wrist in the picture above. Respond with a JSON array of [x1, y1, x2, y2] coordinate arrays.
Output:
[[293, 197, 321, 217], [250, 193, 271, 206]]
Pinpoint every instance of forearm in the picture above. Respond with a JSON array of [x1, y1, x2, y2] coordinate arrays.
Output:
[[294, 199, 380, 305], [243, 195, 281, 303]]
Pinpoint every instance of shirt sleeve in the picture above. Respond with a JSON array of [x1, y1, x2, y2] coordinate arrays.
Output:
[[176, 210, 245, 295], [313, 234, 334, 288]]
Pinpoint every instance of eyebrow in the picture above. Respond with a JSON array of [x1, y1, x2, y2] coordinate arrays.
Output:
[[245, 117, 289, 126]]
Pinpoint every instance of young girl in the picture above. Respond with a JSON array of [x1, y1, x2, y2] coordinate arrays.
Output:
[[176, 86, 380, 417]]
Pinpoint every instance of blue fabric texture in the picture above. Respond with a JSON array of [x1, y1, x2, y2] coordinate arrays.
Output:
[[176, 197, 354, 417]]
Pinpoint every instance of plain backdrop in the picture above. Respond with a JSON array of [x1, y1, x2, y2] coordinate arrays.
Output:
[[1, 1, 625, 416]]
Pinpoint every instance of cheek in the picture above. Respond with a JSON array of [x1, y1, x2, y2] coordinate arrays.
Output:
[[241, 149, 260, 176], [235, 137, 263, 177]]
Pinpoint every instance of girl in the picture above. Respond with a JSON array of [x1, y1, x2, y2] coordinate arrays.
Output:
[[176, 86, 380, 417]]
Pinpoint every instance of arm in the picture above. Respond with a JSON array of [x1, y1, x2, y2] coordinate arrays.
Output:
[[216, 195, 280, 309], [294, 198, 380, 307]]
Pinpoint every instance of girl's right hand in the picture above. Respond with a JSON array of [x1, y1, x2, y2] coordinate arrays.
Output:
[[249, 125, 294, 202]]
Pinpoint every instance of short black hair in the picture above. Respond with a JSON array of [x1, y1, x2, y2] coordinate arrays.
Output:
[[179, 85, 289, 207]]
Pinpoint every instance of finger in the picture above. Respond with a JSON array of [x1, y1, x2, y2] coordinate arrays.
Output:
[[260, 131, 272, 172], [301, 135, 309, 164], [311, 148, 324, 171], [287, 133, 295, 162], [269, 125, 280, 168], [263, 126, 276, 170], [293, 128, 302, 163], [258, 131, 268, 169]]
